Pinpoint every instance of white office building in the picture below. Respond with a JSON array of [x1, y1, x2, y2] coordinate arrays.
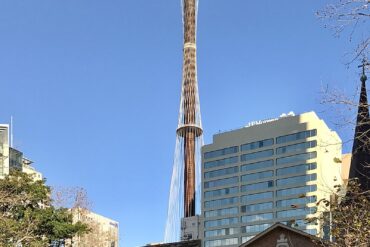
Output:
[[201, 112, 344, 247]]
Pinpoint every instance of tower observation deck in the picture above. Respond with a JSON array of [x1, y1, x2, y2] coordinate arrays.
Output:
[[164, 0, 203, 242]]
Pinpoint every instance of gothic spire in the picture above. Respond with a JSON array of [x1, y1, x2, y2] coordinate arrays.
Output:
[[349, 59, 370, 191]]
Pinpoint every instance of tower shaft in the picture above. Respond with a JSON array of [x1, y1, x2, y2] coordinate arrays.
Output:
[[180, 0, 201, 218]]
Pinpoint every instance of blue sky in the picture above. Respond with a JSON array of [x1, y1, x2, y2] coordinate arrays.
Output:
[[0, 1, 365, 246]]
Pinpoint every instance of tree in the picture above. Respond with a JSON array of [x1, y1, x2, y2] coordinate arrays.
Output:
[[0, 171, 89, 247], [317, 0, 369, 65], [309, 179, 370, 246]]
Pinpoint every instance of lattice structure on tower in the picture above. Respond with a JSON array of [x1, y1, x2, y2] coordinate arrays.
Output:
[[164, 0, 203, 243]]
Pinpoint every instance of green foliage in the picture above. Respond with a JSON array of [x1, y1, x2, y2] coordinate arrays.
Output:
[[0, 171, 89, 246], [314, 180, 370, 247]]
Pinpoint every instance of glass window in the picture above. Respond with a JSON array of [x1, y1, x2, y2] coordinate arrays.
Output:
[[205, 187, 239, 199], [205, 207, 239, 218], [276, 207, 317, 218], [276, 185, 317, 197], [241, 149, 274, 162], [276, 195, 317, 208], [241, 202, 273, 212], [304, 229, 318, 235], [205, 156, 239, 169], [276, 141, 317, 155], [241, 160, 274, 172], [241, 223, 271, 234], [204, 197, 239, 209], [205, 167, 239, 179], [241, 191, 273, 203], [204, 146, 239, 160], [241, 212, 273, 223], [204, 217, 239, 228], [204, 238, 239, 247], [276, 174, 317, 187], [204, 177, 238, 189], [276, 129, 317, 144], [205, 227, 239, 238], [276, 163, 317, 176], [241, 139, 274, 151], [241, 170, 273, 182], [276, 152, 317, 165], [241, 236, 255, 243], [241, 181, 274, 192]]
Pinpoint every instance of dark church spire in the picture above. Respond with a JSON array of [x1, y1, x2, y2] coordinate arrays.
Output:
[[349, 59, 370, 191]]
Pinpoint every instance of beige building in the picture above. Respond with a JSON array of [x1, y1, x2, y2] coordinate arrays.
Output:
[[70, 208, 119, 247], [0, 124, 10, 178], [201, 112, 344, 247], [0, 124, 42, 180]]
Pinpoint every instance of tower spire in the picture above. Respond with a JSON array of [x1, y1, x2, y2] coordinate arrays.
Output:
[[349, 59, 370, 191], [164, 0, 203, 242], [177, 0, 202, 218]]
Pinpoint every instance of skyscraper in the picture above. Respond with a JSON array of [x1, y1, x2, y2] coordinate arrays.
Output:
[[165, 0, 203, 242], [201, 112, 344, 246]]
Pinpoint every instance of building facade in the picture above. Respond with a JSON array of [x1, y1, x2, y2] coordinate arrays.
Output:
[[69, 208, 119, 247], [0, 124, 42, 180], [201, 112, 344, 247]]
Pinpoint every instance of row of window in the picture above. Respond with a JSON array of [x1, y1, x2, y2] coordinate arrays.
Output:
[[205, 156, 239, 169], [205, 149, 317, 171], [204, 187, 239, 199], [204, 197, 239, 209], [204, 146, 239, 160], [204, 227, 239, 238], [276, 141, 317, 155], [204, 176, 239, 189], [204, 185, 318, 208], [204, 166, 239, 179], [204, 173, 317, 195], [205, 217, 239, 228], [205, 208, 317, 228], [205, 207, 239, 218], [204, 237, 239, 247], [204, 130, 317, 161], [205, 163, 317, 190]]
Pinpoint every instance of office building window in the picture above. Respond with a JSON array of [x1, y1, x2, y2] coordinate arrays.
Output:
[[304, 229, 318, 235], [205, 207, 239, 218], [241, 149, 274, 162], [241, 236, 255, 243], [276, 195, 317, 208], [276, 152, 317, 166], [241, 181, 274, 192], [241, 139, 274, 151], [241, 212, 273, 223], [205, 156, 239, 169], [276, 129, 317, 144], [276, 185, 317, 197], [241, 160, 274, 172], [241, 223, 271, 234], [204, 217, 239, 228], [205, 187, 239, 199], [204, 197, 239, 209], [276, 174, 317, 187], [241, 191, 273, 203], [276, 163, 317, 176], [205, 167, 239, 179], [276, 207, 317, 218], [276, 141, 317, 155], [204, 238, 239, 247], [241, 170, 273, 182], [205, 227, 239, 238], [204, 177, 239, 189], [204, 146, 239, 160], [241, 202, 273, 213]]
